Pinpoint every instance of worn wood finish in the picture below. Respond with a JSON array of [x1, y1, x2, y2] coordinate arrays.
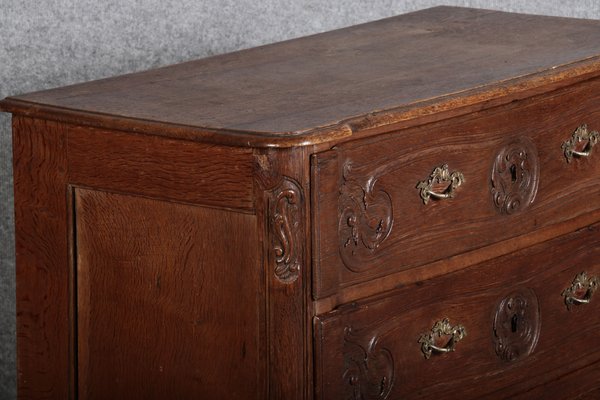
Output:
[[253, 147, 312, 399], [12, 117, 71, 398], [4, 7, 600, 147], [573, 381, 600, 400], [314, 208, 600, 315], [68, 126, 256, 212], [5, 6, 600, 400], [313, 75, 600, 298], [315, 223, 600, 400], [489, 359, 600, 400], [75, 189, 264, 399]]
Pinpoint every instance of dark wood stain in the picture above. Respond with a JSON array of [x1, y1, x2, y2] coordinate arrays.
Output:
[[312, 75, 600, 298], [3, 7, 600, 147], [4, 6, 600, 399], [75, 189, 264, 399], [67, 125, 256, 212], [254, 147, 311, 399], [315, 223, 600, 399], [12, 116, 71, 399]]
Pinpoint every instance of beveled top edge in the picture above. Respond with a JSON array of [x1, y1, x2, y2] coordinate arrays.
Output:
[[3, 6, 600, 148], [3, 57, 600, 148]]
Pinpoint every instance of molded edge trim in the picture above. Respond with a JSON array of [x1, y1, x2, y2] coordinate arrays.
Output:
[[2, 57, 600, 149]]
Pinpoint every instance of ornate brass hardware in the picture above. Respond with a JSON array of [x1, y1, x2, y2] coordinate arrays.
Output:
[[492, 288, 541, 362], [416, 164, 465, 205], [562, 271, 599, 310], [418, 318, 467, 359], [561, 124, 599, 163], [490, 137, 539, 215]]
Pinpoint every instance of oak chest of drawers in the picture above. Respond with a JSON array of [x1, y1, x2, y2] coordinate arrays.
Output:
[[2, 6, 600, 400]]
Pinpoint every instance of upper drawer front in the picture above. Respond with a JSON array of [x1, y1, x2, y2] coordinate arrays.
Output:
[[312, 78, 600, 298], [315, 223, 600, 399]]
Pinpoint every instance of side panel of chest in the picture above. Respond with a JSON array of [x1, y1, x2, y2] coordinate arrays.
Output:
[[74, 189, 263, 399], [12, 118, 313, 399]]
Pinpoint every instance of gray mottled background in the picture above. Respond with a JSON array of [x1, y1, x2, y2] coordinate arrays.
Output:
[[1, 0, 600, 398]]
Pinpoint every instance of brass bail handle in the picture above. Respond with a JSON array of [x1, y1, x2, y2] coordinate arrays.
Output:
[[562, 124, 599, 163], [562, 271, 599, 310], [418, 318, 467, 359], [416, 164, 465, 205]]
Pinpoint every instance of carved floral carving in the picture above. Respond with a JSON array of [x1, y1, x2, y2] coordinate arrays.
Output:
[[491, 137, 539, 215], [339, 161, 393, 272], [492, 288, 541, 362], [343, 327, 395, 400], [269, 177, 303, 283]]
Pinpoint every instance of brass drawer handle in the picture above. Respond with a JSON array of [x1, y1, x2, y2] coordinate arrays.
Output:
[[561, 124, 599, 163], [562, 272, 599, 310], [418, 318, 467, 359], [416, 164, 465, 205]]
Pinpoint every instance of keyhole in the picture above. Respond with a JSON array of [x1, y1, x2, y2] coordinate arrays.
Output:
[[379, 376, 387, 395], [511, 314, 519, 333], [510, 164, 518, 183]]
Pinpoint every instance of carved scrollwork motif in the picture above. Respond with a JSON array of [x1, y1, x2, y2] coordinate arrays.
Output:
[[491, 137, 539, 214], [339, 161, 393, 272], [492, 288, 541, 362], [343, 327, 395, 400], [269, 177, 303, 283]]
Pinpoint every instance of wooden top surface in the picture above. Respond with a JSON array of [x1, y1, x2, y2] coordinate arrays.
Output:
[[3, 6, 600, 147]]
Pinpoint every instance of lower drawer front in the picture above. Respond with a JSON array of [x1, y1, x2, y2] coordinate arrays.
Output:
[[315, 223, 600, 399]]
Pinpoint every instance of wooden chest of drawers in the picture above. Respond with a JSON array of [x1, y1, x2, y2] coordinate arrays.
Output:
[[2, 6, 600, 399]]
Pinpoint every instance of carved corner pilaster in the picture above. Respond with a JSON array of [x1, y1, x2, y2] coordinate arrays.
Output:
[[268, 176, 304, 284]]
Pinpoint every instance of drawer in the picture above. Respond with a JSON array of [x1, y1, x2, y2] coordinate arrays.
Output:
[[314, 223, 600, 399], [312, 78, 600, 298]]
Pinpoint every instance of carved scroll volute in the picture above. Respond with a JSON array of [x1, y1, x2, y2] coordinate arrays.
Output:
[[491, 137, 539, 215], [339, 161, 393, 272], [269, 177, 304, 283], [343, 327, 395, 400]]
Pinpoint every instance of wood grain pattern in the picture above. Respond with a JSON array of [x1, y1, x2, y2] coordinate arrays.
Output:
[[313, 75, 600, 298], [254, 148, 312, 399], [487, 358, 600, 399], [315, 223, 600, 400], [68, 126, 256, 212], [5, 7, 600, 399], [12, 116, 71, 399], [3, 7, 600, 147], [75, 189, 264, 399], [314, 208, 600, 315]]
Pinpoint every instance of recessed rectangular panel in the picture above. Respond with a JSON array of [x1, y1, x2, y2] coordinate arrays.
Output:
[[75, 189, 264, 399]]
